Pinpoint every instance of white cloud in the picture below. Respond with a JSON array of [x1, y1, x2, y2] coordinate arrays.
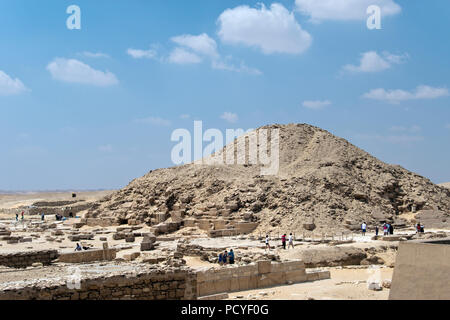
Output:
[[135, 116, 171, 126], [98, 144, 113, 153], [0, 70, 29, 96], [295, 0, 401, 22], [217, 3, 312, 55], [168, 47, 203, 64], [220, 112, 239, 123], [389, 125, 421, 133], [180, 114, 190, 119], [127, 48, 157, 59], [79, 51, 110, 59], [47, 58, 118, 87], [171, 34, 219, 58], [363, 85, 449, 104], [303, 100, 332, 109], [212, 60, 262, 75], [343, 51, 408, 73]]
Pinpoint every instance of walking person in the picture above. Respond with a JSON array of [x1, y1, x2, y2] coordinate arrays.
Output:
[[383, 223, 388, 236], [361, 222, 367, 236], [265, 235, 270, 250], [15, 213, 19, 221], [375, 226, 379, 236], [21, 211, 24, 221], [281, 234, 287, 250], [288, 233, 295, 249], [389, 224, 394, 235], [41, 212, 45, 221]]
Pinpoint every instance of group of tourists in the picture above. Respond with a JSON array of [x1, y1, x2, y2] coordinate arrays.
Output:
[[416, 222, 425, 233], [15, 211, 25, 221], [265, 233, 295, 250], [218, 249, 235, 265], [362, 222, 395, 236]]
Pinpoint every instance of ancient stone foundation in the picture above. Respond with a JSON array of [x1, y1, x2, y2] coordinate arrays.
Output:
[[0, 268, 197, 300], [0, 250, 59, 269], [196, 260, 330, 297]]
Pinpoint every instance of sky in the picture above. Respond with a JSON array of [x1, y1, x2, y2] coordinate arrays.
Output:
[[0, 0, 449, 191]]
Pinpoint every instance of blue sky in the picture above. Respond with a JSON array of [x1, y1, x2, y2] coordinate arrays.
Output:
[[0, 0, 449, 190]]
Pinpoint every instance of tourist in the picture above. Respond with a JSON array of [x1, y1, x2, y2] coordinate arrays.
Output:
[[41, 212, 45, 221], [223, 250, 228, 264], [75, 243, 82, 251], [288, 233, 295, 249], [383, 223, 388, 236], [15, 213, 18, 221], [420, 224, 425, 233], [361, 222, 367, 236], [389, 224, 394, 235], [218, 252, 223, 265], [416, 223, 421, 233], [375, 226, 379, 236], [21, 211, 24, 221], [265, 235, 270, 250], [228, 249, 235, 265], [281, 234, 287, 250]]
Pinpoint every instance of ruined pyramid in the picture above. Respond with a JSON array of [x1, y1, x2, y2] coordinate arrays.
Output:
[[86, 124, 450, 235]]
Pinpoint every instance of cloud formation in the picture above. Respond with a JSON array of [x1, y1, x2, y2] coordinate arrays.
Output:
[[127, 48, 157, 59], [363, 85, 449, 104], [295, 0, 401, 22], [343, 51, 408, 73], [47, 58, 118, 87], [79, 52, 110, 59], [303, 100, 332, 109], [0, 71, 29, 96], [220, 112, 239, 123], [218, 3, 312, 55]]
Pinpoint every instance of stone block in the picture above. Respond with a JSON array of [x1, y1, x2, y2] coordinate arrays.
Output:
[[257, 260, 272, 274]]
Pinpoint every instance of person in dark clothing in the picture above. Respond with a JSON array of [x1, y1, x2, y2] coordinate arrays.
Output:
[[389, 224, 394, 235], [228, 249, 235, 265], [218, 252, 223, 265], [281, 234, 287, 250], [375, 226, 379, 236], [75, 243, 82, 251], [223, 250, 228, 264]]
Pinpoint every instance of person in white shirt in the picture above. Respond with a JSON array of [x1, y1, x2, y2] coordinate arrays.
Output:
[[288, 233, 294, 249], [361, 222, 367, 236], [265, 235, 270, 250]]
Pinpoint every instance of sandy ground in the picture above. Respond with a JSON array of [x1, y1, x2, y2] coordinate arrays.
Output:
[[226, 267, 393, 300], [0, 190, 114, 210]]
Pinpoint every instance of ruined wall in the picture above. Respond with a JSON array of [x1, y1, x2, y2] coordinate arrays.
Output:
[[196, 260, 330, 297], [0, 250, 59, 268], [0, 268, 197, 300], [389, 240, 450, 300], [57, 248, 117, 264]]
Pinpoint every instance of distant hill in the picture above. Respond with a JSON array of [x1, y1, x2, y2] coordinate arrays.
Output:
[[439, 183, 450, 190]]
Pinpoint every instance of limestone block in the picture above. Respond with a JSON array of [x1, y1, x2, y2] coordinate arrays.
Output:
[[257, 260, 272, 274]]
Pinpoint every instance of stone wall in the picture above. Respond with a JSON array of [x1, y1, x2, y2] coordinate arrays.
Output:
[[0, 250, 59, 268], [196, 260, 330, 297], [0, 267, 197, 300], [57, 247, 117, 264], [389, 239, 450, 300]]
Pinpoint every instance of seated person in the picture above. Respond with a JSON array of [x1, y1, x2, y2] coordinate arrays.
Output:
[[75, 243, 82, 251]]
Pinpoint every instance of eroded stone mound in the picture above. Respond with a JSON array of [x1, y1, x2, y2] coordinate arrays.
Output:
[[86, 124, 450, 234]]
